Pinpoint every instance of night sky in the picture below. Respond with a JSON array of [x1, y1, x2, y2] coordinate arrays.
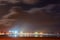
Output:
[[0, 0, 60, 32]]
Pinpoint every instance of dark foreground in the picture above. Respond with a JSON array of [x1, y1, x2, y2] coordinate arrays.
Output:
[[0, 37, 60, 40]]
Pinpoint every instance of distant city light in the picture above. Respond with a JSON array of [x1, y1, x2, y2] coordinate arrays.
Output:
[[39, 32, 44, 37], [40, 32, 43, 35], [34, 32, 39, 37], [0, 31, 59, 37], [0, 32, 5, 35], [34, 32, 38, 34], [19, 31, 23, 34], [19, 31, 24, 37], [8, 30, 19, 37]]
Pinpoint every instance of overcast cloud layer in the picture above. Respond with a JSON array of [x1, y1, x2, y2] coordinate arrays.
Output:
[[0, 0, 60, 32]]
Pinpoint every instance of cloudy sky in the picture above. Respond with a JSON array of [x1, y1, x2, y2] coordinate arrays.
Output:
[[0, 0, 60, 32]]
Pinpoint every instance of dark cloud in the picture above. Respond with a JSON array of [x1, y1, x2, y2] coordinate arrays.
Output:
[[43, 4, 60, 20], [0, 6, 60, 32], [0, 0, 60, 32], [22, 0, 39, 4]]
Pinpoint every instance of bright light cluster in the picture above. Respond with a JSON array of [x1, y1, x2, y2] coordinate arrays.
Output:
[[8, 31, 44, 37], [0, 31, 44, 37], [0, 32, 5, 35], [0, 31, 60, 37], [8, 30, 19, 37]]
